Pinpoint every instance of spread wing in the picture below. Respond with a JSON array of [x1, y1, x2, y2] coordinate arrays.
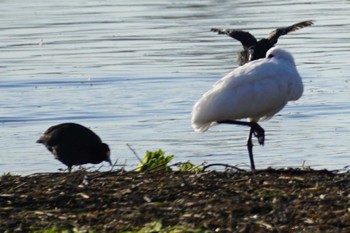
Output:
[[267, 20, 314, 44], [211, 28, 258, 49]]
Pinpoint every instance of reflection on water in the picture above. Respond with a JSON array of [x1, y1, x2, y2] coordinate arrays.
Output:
[[0, 0, 350, 174]]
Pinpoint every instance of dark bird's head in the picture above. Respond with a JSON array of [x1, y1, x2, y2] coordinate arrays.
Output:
[[248, 39, 274, 62], [100, 143, 112, 166]]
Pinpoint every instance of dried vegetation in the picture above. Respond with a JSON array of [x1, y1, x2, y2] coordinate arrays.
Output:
[[1, 168, 350, 232]]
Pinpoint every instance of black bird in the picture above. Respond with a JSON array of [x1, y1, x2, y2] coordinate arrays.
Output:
[[211, 20, 314, 65], [37, 123, 112, 172]]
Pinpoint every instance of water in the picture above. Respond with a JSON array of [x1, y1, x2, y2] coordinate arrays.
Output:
[[1, 0, 350, 175]]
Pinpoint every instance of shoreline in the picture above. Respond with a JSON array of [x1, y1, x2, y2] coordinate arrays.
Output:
[[1, 168, 349, 232]]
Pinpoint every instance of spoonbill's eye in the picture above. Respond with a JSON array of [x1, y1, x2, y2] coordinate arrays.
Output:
[[268, 54, 274, 58]]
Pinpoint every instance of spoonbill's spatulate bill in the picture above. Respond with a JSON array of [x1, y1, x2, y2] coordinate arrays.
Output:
[[211, 20, 314, 65], [37, 123, 111, 172], [191, 47, 304, 170]]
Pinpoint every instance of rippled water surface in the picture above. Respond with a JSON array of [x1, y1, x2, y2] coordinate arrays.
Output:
[[1, 0, 350, 174]]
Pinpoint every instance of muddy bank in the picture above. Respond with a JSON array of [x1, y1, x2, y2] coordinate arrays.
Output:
[[1, 168, 349, 232]]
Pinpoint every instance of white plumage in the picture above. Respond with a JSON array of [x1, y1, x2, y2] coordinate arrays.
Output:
[[192, 47, 303, 131], [191, 47, 303, 169]]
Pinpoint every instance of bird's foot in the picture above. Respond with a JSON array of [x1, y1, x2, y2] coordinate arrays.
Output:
[[251, 123, 265, 146]]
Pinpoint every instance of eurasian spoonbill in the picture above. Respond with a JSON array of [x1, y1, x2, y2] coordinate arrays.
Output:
[[191, 47, 303, 170]]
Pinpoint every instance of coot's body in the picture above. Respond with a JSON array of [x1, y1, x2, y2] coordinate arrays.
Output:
[[37, 123, 111, 172]]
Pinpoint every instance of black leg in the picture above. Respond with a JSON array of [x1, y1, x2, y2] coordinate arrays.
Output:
[[247, 126, 255, 170], [217, 120, 265, 170]]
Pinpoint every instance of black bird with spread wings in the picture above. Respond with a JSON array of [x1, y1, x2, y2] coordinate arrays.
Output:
[[211, 20, 314, 65]]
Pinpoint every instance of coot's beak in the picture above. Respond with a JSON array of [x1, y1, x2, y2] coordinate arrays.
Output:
[[106, 150, 112, 166], [248, 48, 254, 61]]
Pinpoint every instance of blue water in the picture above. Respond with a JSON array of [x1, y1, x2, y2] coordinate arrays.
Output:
[[1, 0, 350, 175]]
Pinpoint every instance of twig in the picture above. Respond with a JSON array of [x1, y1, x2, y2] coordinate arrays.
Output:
[[126, 143, 142, 162], [110, 159, 119, 172], [202, 163, 246, 172], [96, 164, 104, 171]]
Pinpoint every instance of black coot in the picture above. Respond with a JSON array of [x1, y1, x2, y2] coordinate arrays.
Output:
[[211, 20, 314, 65], [37, 123, 111, 172]]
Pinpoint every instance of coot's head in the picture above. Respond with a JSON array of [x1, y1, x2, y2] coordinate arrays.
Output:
[[100, 143, 112, 165], [248, 39, 274, 62]]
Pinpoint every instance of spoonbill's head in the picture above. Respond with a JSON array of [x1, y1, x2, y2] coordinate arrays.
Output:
[[265, 46, 296, 65]]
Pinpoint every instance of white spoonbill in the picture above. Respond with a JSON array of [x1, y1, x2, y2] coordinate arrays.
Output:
[[191, 47, 303, 170], [211, 20, 314, 65]]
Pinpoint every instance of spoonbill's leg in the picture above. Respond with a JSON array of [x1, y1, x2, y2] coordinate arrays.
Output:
[[217, 120, 265, 170]]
